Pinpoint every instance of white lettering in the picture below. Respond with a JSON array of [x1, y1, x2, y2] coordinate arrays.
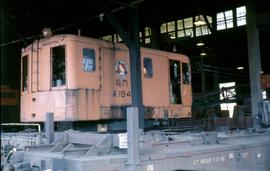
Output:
[[193, 155, 226, 166]]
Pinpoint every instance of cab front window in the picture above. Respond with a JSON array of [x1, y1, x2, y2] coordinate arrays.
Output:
[[51, 45, 66, 87]]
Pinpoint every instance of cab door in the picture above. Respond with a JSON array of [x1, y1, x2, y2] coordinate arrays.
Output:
[[169, 60, 182, 105], [181, 62, 192, 106]]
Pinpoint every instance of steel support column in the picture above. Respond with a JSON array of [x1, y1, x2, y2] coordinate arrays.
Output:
[[126, 107, 139, 171], [128, 5, 144, 130], [45, 112, 54, 144], [94, 1, 142, 170], [94, 0, 144, 130], [247, 0, 263, 128]]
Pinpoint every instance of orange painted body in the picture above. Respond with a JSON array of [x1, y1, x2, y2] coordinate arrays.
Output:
[[20, 34, 192, 122]]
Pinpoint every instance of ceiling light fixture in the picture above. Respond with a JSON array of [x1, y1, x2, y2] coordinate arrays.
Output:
[[196, 41, 205, 46], [99, 13, 104, 22], [237, 66, 244, 70], [200, 52, 206, 56], [194, 15, 206, 26], [169, 33, 176, 39], [42, 28, 53, 38]]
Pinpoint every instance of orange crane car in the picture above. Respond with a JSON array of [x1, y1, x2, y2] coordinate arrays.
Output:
[[20, 34, 192, 123]]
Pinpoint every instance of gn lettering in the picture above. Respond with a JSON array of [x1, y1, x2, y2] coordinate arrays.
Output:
[[113, 79, 131, 98]]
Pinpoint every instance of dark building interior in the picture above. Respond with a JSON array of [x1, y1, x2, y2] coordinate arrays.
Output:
[[1, 0, 270, 122]]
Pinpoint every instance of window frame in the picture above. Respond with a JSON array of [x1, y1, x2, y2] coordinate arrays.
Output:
[[217, 10, 234, 30], [22, 55, 28, 91], [169, 60, 182, 104], [82, 48, 96, 72], [236, 6, 246, 26], [182, 62, 191, 84], [51, 45, 66, 87], [143, 57, 153, 78]]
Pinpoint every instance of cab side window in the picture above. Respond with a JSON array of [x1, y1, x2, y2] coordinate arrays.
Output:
[[143, 57, 153, 78], [22, 55, 28, 91], [83, 48, 95, 72]]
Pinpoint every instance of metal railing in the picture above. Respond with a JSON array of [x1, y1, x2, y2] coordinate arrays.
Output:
[[1, 123, 41, 133]]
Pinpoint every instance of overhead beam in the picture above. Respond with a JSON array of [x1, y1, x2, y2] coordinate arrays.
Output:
[[94, 0, 132, 47], [0, 15, 28, 46], [202, 14, 213, 33], [107, 0, 130, 7]]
